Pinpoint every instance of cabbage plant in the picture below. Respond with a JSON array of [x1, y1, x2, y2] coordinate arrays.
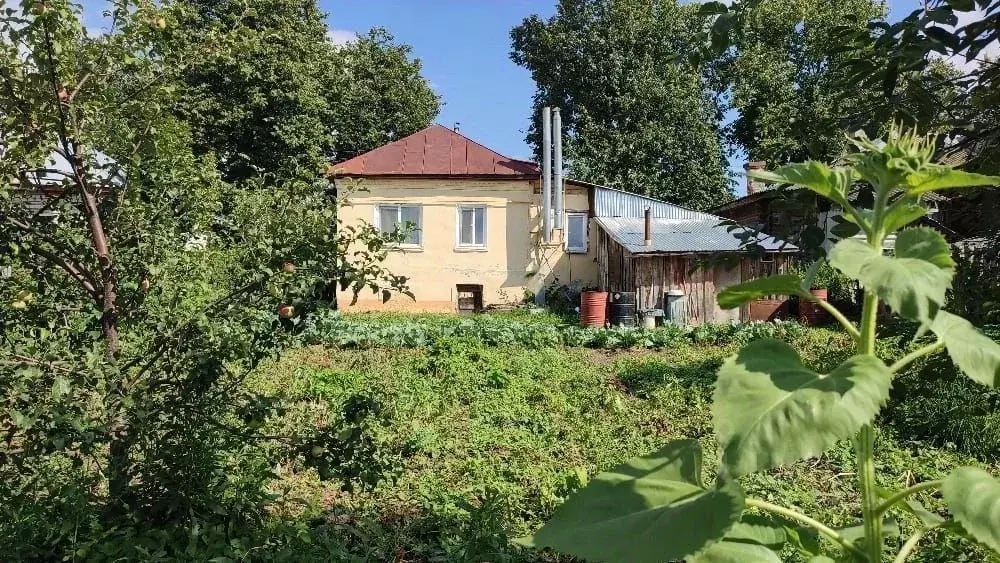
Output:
[[519, 128, 1000, 562]]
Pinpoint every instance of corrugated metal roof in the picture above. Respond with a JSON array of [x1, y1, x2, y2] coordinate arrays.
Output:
[[330, 124, 540, 177], [584, 183, 719, 220], [596, 216, 796, 254]]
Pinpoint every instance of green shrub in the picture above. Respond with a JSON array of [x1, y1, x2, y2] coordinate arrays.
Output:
[[303, 310, 805, 351]]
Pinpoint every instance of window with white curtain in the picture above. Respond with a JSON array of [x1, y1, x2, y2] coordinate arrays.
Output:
[[457, 205, 487, 248], [566, 213, 588, 252], [376, 204, 422, 246]]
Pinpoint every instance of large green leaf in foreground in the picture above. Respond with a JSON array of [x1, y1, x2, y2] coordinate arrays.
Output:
[[714, 339, 892, 476], [688, 540, 781, 562], [829, 229, 952, 325], [717, 274, 804, 309], [942, 467, 1000, 553], [749, 161, 852, 209], [687, 519, 786, 562], [931, 311, 1000, 388], [904, 165, 1000, 195], [518, 439, 744, 563]]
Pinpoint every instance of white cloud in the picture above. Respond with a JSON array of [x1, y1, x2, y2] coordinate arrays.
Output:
[[326, 29, 358, 47]]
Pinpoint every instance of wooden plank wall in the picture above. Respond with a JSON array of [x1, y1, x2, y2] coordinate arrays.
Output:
[[597, 228, 632, 292], [598, 230, 791, 324]]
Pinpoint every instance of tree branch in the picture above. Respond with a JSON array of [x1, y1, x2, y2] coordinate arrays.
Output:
[[5, 216, 101, 299], [26, 243, 101, 300]]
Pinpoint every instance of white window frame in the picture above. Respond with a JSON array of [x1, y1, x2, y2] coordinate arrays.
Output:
[[375, 203, 422, 248], [565, 212, 589, 253], [455, 204, 488, 249]]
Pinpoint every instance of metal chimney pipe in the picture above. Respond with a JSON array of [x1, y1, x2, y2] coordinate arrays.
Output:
[[541, 107, 552, 243], [552, 107, 564, 231], [644, 207, 652, 247]]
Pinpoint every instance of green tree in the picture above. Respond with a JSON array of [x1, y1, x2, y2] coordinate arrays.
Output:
[[0, 0, 409, 555], [702, 0, 999, 171], [328, 28, 441, 162], [171, 1, 439, 181], [714, 0, 886, 165], [511, 0, 733, 210]]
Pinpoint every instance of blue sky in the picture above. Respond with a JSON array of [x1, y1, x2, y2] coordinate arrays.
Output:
[[320, 0, 923, 193], [83, 0, 927, 192]]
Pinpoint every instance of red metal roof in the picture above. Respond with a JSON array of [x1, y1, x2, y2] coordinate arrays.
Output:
[[329, 124, 540, 177]]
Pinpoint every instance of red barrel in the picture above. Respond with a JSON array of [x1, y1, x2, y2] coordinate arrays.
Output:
[[799, 288, 828, 325], [580, 291, 608, 327]]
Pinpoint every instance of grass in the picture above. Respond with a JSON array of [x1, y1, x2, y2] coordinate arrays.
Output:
[[243, 325, 996, 561]]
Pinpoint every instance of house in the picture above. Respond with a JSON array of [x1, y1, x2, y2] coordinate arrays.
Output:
[[714, 161, 957, 252], [331, 120, 794, 322], [330, 122, 598, 312]]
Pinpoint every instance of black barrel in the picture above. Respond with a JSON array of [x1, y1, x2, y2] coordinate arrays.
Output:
[[609, 291, 636, 305], [608, 302, 637, 327]]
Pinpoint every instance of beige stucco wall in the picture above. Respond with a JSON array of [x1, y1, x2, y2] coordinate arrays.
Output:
[[337, 177, 599, 311]]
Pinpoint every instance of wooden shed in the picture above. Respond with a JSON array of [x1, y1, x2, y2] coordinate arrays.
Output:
[[594, 210, 796, 325]]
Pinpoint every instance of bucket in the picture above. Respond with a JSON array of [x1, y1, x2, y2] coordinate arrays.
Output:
[[665, 289, 687, 325], [580, 291, 608, 328], [641, 309, 658, 329]]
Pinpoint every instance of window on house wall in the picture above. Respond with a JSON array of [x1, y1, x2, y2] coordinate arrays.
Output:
[[566, 213, 588, 252], [457, 205, 487, 248], [377, 204, 422, 246]]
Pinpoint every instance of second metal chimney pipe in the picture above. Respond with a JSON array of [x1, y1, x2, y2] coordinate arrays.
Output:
[[553, 107, 564, 231], [644, 207, 652, 247], [541, 107, 552, 243]]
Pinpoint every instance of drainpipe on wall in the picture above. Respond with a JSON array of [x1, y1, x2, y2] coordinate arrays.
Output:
[[542, 107, 552, 243], [553, 107, 564, 233], [644, 206, 652, 247]]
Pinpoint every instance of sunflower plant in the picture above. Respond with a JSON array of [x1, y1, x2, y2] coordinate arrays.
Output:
[[519, 127, 1000, 562]]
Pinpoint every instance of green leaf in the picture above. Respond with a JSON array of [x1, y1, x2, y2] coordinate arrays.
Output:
[[714, 339, 892, 476], [830, 221, 861, 239], [931, 311, 1000, 388], [688, 541, 781, 562], [942, 467, 1000, 553], [51, 376, 71, 400], [827, 238, 875, 279], [717, 275, 804, 309], [749, 162, 852, 209], [724, 518, 788, 548], [829, 235, 952, 326], [905, 165, 1000, 195], [882, 202, 927, 234], [896, 227, 955, 271], [519, 440, 744, 563]]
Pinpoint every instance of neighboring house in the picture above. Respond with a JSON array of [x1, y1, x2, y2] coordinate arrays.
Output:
[[331, 124, 794, 322], [714, 161, 957, 252]]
